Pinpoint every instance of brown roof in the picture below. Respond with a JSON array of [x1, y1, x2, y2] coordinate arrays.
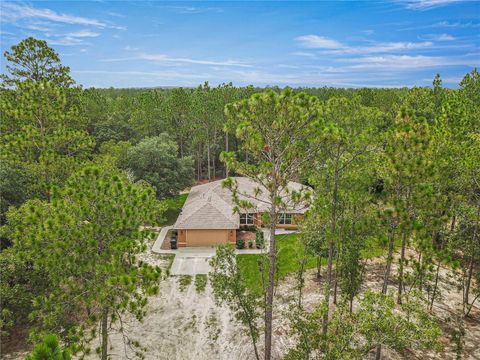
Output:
[[173, 177, 309, 230]]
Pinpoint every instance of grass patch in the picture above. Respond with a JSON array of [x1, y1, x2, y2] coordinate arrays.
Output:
[[160, 193, 188, 226], [178, 275, 192, 292], [195, 274, 208, 293], [160, 254, 175, 276], [237, 233, 389, 294]]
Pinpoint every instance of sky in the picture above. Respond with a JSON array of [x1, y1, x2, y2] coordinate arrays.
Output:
[[0, 0, 479, 88]]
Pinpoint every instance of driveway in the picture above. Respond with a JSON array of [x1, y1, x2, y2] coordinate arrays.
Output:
[[170, 247, 216, 275]]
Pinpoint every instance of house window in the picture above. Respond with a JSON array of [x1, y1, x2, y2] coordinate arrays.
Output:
[[279, 213, 292, 225], [240, 213, 254, 225]]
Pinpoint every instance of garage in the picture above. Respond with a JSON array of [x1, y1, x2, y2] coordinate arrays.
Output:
[[186, 229, 230, 247]]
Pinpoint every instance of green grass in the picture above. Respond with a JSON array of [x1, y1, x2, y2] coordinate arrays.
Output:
[[195, 274, 208, 293], [160, 193, 188, 226], [160, 254, 175, 276], [178, 275, 192, 292], [237, 233, 390, 294]]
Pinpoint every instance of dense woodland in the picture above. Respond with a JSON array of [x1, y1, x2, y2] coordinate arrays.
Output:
[[0, 37, 479, 359]]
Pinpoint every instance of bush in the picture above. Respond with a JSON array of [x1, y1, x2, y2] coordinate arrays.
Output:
[[240, 225, 256, 231], [236, 239, 245, 249], [256, 230, 265, 249], [25, 334, 70, 360], [248, 240, 254, 248]]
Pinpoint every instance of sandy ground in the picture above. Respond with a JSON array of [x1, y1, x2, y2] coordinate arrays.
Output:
[[84, 249, 480, 360], [2, 247, 479, 360], [84, 250, 254, 360]]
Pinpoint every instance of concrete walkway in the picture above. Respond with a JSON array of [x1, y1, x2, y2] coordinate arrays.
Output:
[[151, 225, 173, 253], [170, 247, 216, 275]]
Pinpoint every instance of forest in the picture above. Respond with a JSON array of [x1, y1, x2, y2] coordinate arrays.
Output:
[[0, 37, 479, 360]]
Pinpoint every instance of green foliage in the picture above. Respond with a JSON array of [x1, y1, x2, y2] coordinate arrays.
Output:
[[25, 334, 71, 360], [236, 238, 245, 249], [0, 162, 34, 226], [1, 39, 94, 202], [159, 193, 188, 226], [255, 230, 265, 249], [194, 274, 208, 293], [2, 37, 74, 87], [210, 245, 262, 359], [124, 134, 194, 199], [4, 166, 162, 357], [285, 290, 441, 359]]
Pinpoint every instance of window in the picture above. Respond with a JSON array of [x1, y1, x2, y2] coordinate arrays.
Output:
[[279, 213, 292, 225], [240, 213, 254, 225]]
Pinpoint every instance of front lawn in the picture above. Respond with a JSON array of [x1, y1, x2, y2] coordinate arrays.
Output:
[[237, 233, 388, 294]]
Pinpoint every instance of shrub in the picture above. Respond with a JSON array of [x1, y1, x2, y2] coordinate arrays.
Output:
[[26, 334, 70, 360], [248, 240, 254, 248], [255, 230, 265, 249], [240, 225, 256, 231], [236, 239, 245, 249]]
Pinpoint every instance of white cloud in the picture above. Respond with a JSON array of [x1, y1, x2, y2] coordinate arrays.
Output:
[[1, 2, 107, 27], [361, 30, 375, 35], [291, 51, 316, 57], [433, 21, 480, 28], [101, 53, 252, 67], [398, 0, 465, 10], [45, 37, 85, 46], [295, 35, 344, 49], [296, 34, 434, 54], [420, 33, 456, 41], [139, 53, 252, 67], [344, 54, 478, 70], [322, 41, 434, 54], [158, 5, 223, 14], [65, 30, 100, 38], [73, 69, 211, 81]]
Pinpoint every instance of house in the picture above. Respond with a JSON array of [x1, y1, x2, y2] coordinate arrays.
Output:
[[173, 177, 309, 247]]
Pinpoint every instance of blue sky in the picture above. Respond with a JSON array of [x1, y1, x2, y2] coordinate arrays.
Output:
[[1, 1, 479, 88]]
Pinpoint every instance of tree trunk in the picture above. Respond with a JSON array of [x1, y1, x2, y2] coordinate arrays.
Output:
[[382, 225, 396, 294], [207, 139, 211, 181], [212, 152, 216, 180], [397, 190, 411, 304], [430, 259, 442, 311], [397, 229, 407, 304], [377, 225, 396, 360], [322, 150, 340, 335], [430, 216, 455, 311], [316, 256, 321, 280], [225, 133, 229, 177], [465, 204, 479, 312], [264, 200, 277, 360], [464, 258, 474, 309], [101, 306, 109, 360]]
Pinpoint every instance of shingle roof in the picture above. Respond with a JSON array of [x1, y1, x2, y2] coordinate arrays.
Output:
[[173, 177, 309, 230]]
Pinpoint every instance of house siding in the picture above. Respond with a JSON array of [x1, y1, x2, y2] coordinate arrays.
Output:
[[182, 229, 233, 247]]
